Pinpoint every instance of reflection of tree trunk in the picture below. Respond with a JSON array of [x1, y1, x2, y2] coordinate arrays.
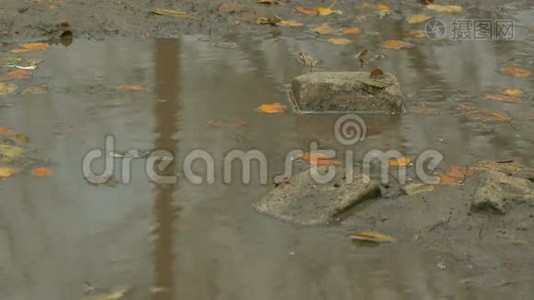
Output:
[[153, 39, 181, 300]]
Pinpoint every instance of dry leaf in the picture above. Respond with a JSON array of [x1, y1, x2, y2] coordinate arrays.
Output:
[[120, 83, 145, 91], [361, 3, 390, 11], [0, 167, 22, 179], [8, 69, 30, 79], [11, 42, 50, 54], [310, 159, 342, 166], [502, 89, 523, 97], [342, 27, 361, 35], [0, 127, 16, 137], [313, 23, 334, 34], [383, 40, 408, 49], [31, 167, 54, 177], [316, 6, 342, 16], [257, 103, 288, 113], [389, 156, 411, 167], [426, 4, 463, 13], [294, 6, 317, 16], [326, 38, 353, 45], [408, 30, 426, 38], [300, 152, 327, 161], [377, 4, 391, 11], [278, 19, 304, 27], [256, 16, 282, 25], [0, 82, 17, 95], [151, 8, 191, 17], [351, 231, 396, 243], [485, 94, 521, 104], [500, 65, 532, 78], [97, 287, 130, 300], [369, 68, 384, 78], [466, 111, 511, 123], [407, 14, 432, 24]]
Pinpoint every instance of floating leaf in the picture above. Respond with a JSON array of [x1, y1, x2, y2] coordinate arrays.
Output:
[[294, 6, 317, 16], [326, 38, 353, 45], [500, 65, 531, 78], [383, 40, 408, 49], [407, 14, 432, 24], [256, 16, 282, 25], [408, 30, 426, 38], [351, 231, 396, 243], [151, 8, 191, 17], [97, 287, 129, 300], [0, 127, 16, 137], [389, 156, 411, 167], [316, 6, 342, 16], [312, 23, 334, 34], [426, 4, 463, 13], [8, 69, 30, 79], [120, 83, 145, 91], [11, 42, 49, 54], [278, 19, 304, 27], [466, 111, 511, 123], [31, 167, 53, 177], [22, 85, 49, 95], [502, 89, 523, 97], [256, 103, 288, 113], [0, 167, 22, 179], [0, 82, 17, 95], [485, 94, 521, 104], [342, 27, 361, 35]]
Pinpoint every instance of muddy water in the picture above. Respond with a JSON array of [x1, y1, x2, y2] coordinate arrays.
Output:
[[1, 25, 533, 300]]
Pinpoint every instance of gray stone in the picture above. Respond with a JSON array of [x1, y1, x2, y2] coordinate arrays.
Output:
[[253, 166, 381, 225], [290, 71, 403, 114], [472, 171, 534, 214]]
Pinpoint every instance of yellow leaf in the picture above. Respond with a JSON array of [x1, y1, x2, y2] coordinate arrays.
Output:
[[361, 3, 390, 11], [294, 6, 317, 16], [383, 40, 408, 49], [407, 30, 426, 38], [31, 167, 54, 177], [0, 82, 17, 95], [466, 111, 511, 123], [376, 4, 390, 11], [312, 23, 333, 34], [407, 14, 432, 24], [310, 159, 342, 166], [326, 38, 353, 45], [500, 65, 532, 78], [342, 27, 361, 35], [256, 16, 282, 25], [388, 156, 411, 167], [151, 8, 191, 17], [485, 94, 521, 104], [21, 42, 49, 50], [0, 167, 22, 179], [316, 6, 342, 16], [97, 288, 129, 300], [278, 19, 304, 27], [426, 4, 463, 13], [300, 152, 327, 161], [351, 231, 396, 243], [120, 83, 145, 91], [256, 103, 288, 113], [502, 89, 523, 97], [435, 165, 477, 185]]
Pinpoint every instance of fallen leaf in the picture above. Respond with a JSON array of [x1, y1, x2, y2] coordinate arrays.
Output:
[[407, 14, 432, 24], [466, 111, 511, 123], [389, 156, 411, 167], [120, 83, 145, 91], [383, 40, 408, 49], [278, 19, 304, 27], [485, 94, 521, 104], [11, 42, 49, 54], [445, 165, 476, 179], [0, 167, 22, 179], [300, 152, 328, 161], [310, 159, 342, 166], [151, 8, 192, 17], [326, 38, 353, 45], [500, 65, 531, 78], [0, 144, 24, 159], [361, 3, 390, 11], [97, 287, 129, 300], [256, 16, 282, 25], [426, 4, 463, 13], [342, 27, 361, 35], [438, 174, 462, 185], [408, 29, 426, 38], [0, 82, 17, 95], [294, 6, 317, 16], [502, 89, 523, 97], [316, 6, 342, 16], [218, 2, 244, 13], [8, 69, 30, 79], [351, 231, 396, 243], [31, 167, 53, 177], [312, 23, 334, 34], [376, 4, 391, 11], [256, 103, 288, 113], [0, 127, 16, 137]]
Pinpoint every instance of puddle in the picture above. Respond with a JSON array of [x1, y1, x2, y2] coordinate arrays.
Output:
[[0, 26, 533, 299]]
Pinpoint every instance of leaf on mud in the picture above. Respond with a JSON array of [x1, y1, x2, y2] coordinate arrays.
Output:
[[22, 85, 49, 95], [388, 156, 411, 167], [426, 4, 463, 13], [326, 38, 353, 45], [342, 27, 361, 35], [278, 19, 304, 27], [312, 23, 334, 34], [0, 82, 17, 95], [151, 8, 192, 17], [294, 7, 317, 16], [11, 42, 50, 54], [31, 167, 53, 177], [256, 103, 288, 113], [502, 89, 523, 97], [316, 6, 342, 16], [256, 16, 282, 25], [485, 94, 521, 104], [407, 30, 426, 38], [351, 231, 396, 243], [383, 40, 408, 49], [0, 167, 22, 179], [120, 83, 145, 91], [499, 65, 531, 78], [0, 144, 24, 159], [97, 287, 130, 300], [407, 14, 432, 24], [8, 69, 30, 79], [466, 111, 511, 123], [218, 2, 244, 13]]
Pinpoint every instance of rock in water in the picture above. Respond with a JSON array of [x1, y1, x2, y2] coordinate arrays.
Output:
[[290, 71, 403, 114], [254, 166, 381, 225]]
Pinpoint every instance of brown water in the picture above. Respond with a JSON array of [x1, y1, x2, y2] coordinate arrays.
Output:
[[1, 14, 534, 300]]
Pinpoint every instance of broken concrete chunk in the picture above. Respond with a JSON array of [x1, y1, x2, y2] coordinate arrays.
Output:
[[253, 166, 381, 225], [290, 71, 403, 114]]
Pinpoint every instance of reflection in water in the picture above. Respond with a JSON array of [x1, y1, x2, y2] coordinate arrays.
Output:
[[152, 39, 181, 300]]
